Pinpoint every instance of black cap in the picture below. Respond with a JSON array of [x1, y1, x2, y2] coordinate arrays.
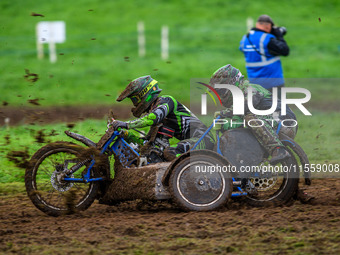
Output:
[[257, 15, 274, 26]]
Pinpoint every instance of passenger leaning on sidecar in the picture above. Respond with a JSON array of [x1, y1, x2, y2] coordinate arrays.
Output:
[[110, 75, 214, 161], [210, 64, 314, 203], [210, 64, 297, 165]]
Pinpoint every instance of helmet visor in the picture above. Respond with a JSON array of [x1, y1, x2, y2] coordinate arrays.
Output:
[[130, 95, 140, 106]]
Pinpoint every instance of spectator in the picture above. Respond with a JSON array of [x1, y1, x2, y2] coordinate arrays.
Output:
[[239, 14, 289, 99]]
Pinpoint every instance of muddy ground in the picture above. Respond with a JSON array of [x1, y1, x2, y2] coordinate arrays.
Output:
[[0, 105, 339, 254], [0, 179, 339, 254], [0, 105, 132, 126]]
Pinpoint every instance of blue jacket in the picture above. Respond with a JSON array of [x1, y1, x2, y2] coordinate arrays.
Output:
[[240, 30, 284, 88]]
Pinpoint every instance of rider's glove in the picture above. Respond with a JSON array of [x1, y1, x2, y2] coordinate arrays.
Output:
[[111, 120, 128, 131]]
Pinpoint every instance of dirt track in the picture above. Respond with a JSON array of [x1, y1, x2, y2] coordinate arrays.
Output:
[[1, 105, 339, 254], [0, 179, 339, 254], [0, 105, 131, 126]]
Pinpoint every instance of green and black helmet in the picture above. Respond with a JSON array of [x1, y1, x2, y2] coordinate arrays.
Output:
[[117, 75, 162, 117], [209, 64, 244, 108], [209, 64, 244, 87]]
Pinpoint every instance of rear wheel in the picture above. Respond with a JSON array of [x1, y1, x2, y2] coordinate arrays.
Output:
[[25, 142, 100, 216], [244, 155, 299, 206], [169, 153, 232, 211]]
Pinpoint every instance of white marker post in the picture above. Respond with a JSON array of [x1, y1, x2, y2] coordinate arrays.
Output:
[[4, 118, 10, 131], [246, 17, 254, 31], [137, 21, 145, 57], [161, 25, 169, 60], [36, 21, 66, 63]]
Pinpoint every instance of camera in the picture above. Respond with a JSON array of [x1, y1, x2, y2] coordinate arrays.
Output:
[[272, 26, 287, 36]]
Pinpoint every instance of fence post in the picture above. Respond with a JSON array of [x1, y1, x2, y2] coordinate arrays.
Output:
[[247, 17, 254, 31], [161, 25, 169, 60], [137, 21, 145, 57]]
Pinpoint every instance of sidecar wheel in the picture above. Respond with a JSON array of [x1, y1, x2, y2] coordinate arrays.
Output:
[[169, 154, 232, 211]]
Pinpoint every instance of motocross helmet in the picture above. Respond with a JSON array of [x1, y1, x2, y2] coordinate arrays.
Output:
[[117, 75, 162, 117], [209, 64, 244, 108]]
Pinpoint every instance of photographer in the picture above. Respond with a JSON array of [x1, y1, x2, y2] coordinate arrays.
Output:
[[239, 15, 289, 99]]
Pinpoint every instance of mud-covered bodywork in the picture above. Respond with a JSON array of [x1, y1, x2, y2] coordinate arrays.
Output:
[[100, 162, 171, 205]]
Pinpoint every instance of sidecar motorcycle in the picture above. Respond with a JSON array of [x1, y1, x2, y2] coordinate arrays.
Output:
[[25, 117, 311, 216]]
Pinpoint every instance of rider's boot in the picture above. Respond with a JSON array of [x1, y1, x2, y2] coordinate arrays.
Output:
[[269, 146, 291, 165]]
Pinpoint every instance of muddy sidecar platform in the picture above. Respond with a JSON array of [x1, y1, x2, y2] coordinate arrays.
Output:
[[100, 162, 172, 204], [99, 150, 233, 211]]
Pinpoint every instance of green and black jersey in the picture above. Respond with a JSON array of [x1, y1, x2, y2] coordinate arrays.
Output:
[[127, 95, 207, 140]]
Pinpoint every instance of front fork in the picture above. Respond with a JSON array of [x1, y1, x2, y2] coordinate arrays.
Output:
[[59, 157, 104, 183]]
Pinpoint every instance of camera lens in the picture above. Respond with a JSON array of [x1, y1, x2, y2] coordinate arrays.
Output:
[[279, 27, 287, 36]]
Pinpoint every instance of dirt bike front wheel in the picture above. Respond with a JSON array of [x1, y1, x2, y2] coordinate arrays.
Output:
[[25, 142, 100, 216]]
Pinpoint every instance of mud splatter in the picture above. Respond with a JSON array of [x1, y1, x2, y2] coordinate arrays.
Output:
[[27, 98, 41, 106], [3, 134, 11, 145], [24, 69, 39, 83], [34, 129, 47, 143], [49, 129, 59, 136], [66, 123, 75, 129], [31, 12, 45, 17], [6, 149, 30, 169]]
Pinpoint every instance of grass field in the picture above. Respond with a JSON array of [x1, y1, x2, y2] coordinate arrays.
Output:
[[0, 0, 339, 184], [1, 0, 340, 106]]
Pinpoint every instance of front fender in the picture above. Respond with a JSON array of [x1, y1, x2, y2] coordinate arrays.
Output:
[[65, 131, 97, 148]]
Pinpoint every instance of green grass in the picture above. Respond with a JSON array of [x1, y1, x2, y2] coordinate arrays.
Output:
[[294, 112, 340, 164], [0, 119, 101, 183], [1, 0, 340, 106], [0, 112, 339, 184]]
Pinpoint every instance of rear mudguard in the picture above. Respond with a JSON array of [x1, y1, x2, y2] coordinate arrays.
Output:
[[162, 149, 233, 187], [279, 133, 312, 185]]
